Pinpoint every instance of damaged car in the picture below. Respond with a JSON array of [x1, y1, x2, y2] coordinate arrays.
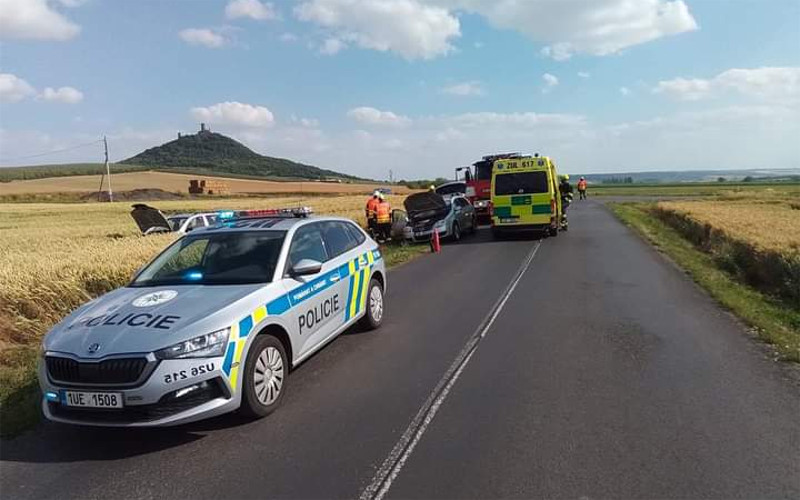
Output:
[[403, 192, 476, 243]]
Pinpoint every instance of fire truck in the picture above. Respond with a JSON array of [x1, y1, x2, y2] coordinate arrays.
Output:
[[455, 153, 523, 222]]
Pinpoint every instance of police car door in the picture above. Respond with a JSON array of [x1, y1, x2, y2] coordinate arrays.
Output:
[[284, 222, 346, 358]]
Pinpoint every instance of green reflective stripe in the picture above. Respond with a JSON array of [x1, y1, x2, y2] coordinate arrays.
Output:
[[532, 204, 551, 214], [494, 206, 512, 217], [511, 195, 532, 205]]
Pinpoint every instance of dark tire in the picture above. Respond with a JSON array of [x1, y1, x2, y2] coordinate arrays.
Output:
[[470, 215, 477, 234], [240, 335, 288, 418], [548, 226, 558, 237], [358, 277, 384, 330], [452, 222, 461, 242]]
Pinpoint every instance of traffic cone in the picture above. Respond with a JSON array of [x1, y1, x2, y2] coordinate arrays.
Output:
[[431, 228, 441, 253]]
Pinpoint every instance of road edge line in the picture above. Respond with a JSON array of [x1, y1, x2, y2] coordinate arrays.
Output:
[[359, 240, 542, 500]]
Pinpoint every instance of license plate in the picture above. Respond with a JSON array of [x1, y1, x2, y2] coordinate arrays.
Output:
[[62, 390, 123, 409]]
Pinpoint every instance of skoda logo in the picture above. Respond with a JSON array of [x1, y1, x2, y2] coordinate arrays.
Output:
[[132, 290, 178, 308], [87, 343, 101, 354]]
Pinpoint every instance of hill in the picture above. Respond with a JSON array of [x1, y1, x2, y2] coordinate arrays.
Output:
[[119, 127, 358, 180]]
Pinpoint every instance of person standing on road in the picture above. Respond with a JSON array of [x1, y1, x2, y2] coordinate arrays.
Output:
[[577, 176, 588, 200], [559, 175, 574, 229]]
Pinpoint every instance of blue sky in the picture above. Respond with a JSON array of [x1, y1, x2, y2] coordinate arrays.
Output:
[[1, 0, 798, 179]]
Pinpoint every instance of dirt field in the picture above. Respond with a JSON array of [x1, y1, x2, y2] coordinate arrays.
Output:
[[0, 171, 411, 196]]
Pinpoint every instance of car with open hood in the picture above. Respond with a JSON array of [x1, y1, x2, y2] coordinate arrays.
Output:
[[39, 210, 387, 426], [403, 192, 476, 243], [130, 204, 218, 235]]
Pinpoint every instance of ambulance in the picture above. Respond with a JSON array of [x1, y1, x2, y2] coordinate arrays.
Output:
[[490, 154, 562, 237]]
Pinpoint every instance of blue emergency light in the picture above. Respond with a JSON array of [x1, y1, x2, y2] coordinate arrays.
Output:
[[217, 210, 235, 220], [45, 391, 59, 402], [185, 271, 203, 281]]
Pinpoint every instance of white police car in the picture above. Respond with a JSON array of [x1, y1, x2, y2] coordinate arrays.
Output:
[[39, 209, 387, 426]]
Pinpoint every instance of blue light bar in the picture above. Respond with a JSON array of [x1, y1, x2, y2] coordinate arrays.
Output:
[[217, 210, 235, 220], [45, 391, 59, 402], [185, 271, 203, 280]]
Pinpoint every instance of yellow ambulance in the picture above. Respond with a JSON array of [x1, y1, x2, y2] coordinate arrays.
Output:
[[490, 155, 561, 237]]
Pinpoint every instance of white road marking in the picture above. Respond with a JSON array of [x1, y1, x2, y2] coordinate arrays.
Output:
[[359, 240, 542, 500]]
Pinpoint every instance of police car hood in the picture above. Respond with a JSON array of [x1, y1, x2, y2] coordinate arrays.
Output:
[[404, 192, 448, 222], [46, 284, 262, 356]]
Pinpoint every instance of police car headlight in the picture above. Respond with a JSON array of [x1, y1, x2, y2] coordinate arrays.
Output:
[[155, 328, 230, 359]]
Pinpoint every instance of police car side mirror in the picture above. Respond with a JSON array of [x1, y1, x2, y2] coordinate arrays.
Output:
[[291, 259, 323, 277]]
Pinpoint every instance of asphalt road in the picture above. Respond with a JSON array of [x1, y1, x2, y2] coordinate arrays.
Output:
[[2, 200, 798, 499]]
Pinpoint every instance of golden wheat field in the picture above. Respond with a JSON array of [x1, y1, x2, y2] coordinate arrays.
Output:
[[0, 195, 405, 353], [657, 199, 800, 254]]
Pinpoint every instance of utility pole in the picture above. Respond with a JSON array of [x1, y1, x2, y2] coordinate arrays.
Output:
[[104, 135, 113, 202], [389, 169, 394, 183]]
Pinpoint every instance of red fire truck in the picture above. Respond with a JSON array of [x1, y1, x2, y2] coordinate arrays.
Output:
[[455, 153, 523, 222]]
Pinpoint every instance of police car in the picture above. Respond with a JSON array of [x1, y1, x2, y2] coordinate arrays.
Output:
[[39, 208, 387, 426]]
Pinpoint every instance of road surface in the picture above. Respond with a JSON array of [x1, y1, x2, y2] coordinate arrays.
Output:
[[2, 200, 798, 499]]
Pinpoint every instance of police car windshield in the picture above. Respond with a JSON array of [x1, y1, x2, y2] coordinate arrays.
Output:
[[131, 231, 286, 287]]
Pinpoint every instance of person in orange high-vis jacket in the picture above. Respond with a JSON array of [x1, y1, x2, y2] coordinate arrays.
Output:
[[577, 177, 588, 200], [365, 191, 380, 235], [375, 193, 392, 241]]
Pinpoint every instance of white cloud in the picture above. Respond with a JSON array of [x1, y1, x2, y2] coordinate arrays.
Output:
[[320, 37, 346, 55], [619, 86, 631, 96], [190, 102, 275, 128], [446, 111, 585, 129], [280, 32, 298, 42], [435, 0, 697, 60], [179, 28, 227, 48], [0, 0, 81, 41], [654, 67, 800, 102], [295, 0, 460, 60], [578, 71, 590, 79], [0, 73, 36, 102], [291, 115, 320, 128], [441, 81, 484, 96], [653, 77, 713, 100], [40, 86, 83, 103], [541, 73, 559, 93], [225, 0, 278, 21], [347, 106, 412, 127]]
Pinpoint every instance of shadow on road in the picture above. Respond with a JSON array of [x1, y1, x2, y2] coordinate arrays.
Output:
[[0, 412, 260, 464]]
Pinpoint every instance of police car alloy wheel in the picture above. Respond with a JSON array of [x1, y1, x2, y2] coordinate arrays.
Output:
[[241, 335, 288, 418], [359, 278, 384, 330]]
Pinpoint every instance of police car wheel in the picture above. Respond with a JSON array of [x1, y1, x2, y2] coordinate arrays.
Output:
[[240, 335, 288, 418], [358, 278, 384, 330]]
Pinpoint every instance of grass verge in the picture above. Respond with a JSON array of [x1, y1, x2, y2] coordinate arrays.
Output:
[[611, 203, 800, 362], [0, 238, 432, 438]]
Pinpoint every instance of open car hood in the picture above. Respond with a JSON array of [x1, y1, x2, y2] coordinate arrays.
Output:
[[130, 204, 172, 235], [404, 192, 448, 222]]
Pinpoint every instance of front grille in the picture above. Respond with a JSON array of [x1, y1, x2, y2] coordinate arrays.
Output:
[[46, 356, 148, 386], [49, 379, 225, 424]]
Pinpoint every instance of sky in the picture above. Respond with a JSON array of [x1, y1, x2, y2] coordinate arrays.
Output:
[[0, 0, 799, 179]]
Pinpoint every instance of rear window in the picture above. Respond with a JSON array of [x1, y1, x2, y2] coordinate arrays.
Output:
[[435, 183, 466, 196], [474, 160, 493, 180], [494, 171, 549, 195]]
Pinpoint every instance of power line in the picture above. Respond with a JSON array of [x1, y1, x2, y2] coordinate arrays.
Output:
[[0, 138, 104, 163]]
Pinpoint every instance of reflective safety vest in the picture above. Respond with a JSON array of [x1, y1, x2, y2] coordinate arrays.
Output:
[[366, 197, 380, 217], [376, 202, 391, 223], [577, 180, 587, 191]]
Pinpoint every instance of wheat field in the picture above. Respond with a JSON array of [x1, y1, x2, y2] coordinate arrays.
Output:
[[657, 199, 800, 254]]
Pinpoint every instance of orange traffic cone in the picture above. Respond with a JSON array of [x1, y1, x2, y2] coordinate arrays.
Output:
[[431, 228, 441, 253]]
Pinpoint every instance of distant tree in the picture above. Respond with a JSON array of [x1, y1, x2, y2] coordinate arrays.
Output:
[[717, 177, 727, 182], [624, 176, 634, 184], [742, 176, 754, 182]]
